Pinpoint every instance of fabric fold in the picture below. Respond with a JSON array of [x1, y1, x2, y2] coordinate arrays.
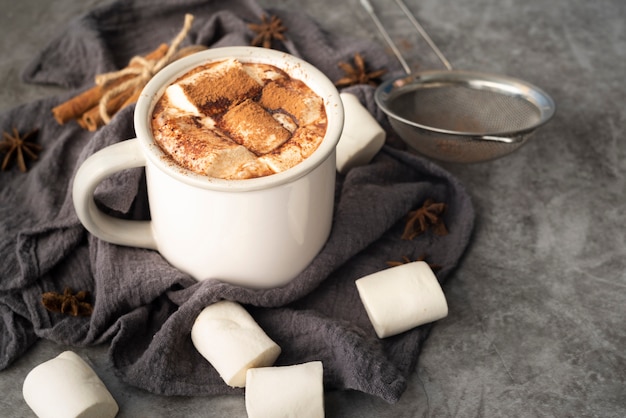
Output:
[[1, 0, 474, 404]]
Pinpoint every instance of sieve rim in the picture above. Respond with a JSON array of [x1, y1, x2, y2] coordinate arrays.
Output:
[[375, 70, 556, 140]]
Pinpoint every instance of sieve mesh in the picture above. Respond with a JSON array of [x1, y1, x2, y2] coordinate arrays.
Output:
[[376, 71, 555, 163], [363, 0, 555, 162], [388, 84, 543, 134]]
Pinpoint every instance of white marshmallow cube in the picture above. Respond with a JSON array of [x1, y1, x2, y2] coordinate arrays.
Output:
[[22, 351, 119, 418], [355, 261, 448, 338], [245, 361, 324, 418], [191, 300, 281, 388], [335, 93, 386, 174]]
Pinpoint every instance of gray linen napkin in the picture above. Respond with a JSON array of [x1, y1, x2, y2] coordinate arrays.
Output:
[[0, 0, 474, 403]]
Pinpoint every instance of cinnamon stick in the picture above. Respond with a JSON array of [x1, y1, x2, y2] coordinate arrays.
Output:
[[52, 84, 117, 125], [80, 87, 136, 132], [120, 86, 142, 109], [51, 43, 169, 125]]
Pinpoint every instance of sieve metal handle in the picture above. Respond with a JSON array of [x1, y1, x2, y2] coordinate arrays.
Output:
[[360, 0, 453, 72], [479, 135, 518, 144], [394, 0, 453, 70], [360, 0, 412, 74]]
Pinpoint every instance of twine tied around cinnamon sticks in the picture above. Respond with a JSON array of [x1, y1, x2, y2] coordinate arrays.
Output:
[[52, 14, 205, 131]]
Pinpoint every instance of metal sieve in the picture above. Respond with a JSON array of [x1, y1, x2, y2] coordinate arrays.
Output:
[[361, 0, 556, 163]]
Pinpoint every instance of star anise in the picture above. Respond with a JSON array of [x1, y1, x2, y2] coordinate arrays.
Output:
[[248, 14, 287, 49], [386, 254, 442, 272], [0, 127, 41, 172], [335, 53, 387, 88], [386, 255, 413, 267], [401, 198, 448, 240], [42, 287, 93, 317]]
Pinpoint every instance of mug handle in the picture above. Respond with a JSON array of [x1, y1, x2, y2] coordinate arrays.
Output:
[[72, 138, 157, 250]]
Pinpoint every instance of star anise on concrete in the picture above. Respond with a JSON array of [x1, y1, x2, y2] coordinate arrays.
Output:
[[248, 14, 287, 49], [385, 254, 442, 272], [0, 127, 41, 172], [42, 287, 93, 317], [401, 198, 448, 240], [335, 53, 387, 88]]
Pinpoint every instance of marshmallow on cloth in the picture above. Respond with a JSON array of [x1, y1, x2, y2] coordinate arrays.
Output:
[[245, 361, 324, 418], [335, 93, 385, 174], [22, 351, 119, 418], [356, 261, 448, 338], [191, 300, 281, 388]]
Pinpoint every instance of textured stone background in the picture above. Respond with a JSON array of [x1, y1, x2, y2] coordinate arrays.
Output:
[[1, 0, 625, 416]]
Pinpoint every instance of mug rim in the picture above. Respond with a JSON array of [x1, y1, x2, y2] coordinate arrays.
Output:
[[134, 46, 344, 192]]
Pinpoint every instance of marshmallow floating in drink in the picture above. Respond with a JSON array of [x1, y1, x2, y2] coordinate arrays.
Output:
[[191, 300, 281, 387], [22, 351, 119, 418], [356, 261, 448, 338], [152, 58, 327, 180], [245, 361, 325, 418]]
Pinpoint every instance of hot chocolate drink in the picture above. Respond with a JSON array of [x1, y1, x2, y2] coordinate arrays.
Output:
[[151, 58, 328, 180]]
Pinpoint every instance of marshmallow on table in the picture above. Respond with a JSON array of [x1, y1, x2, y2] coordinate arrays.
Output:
[[355, 261, 448, 338], [245, 361, 324, 418], [191, 300, 281, 388], [335, 92, 386, 174], [22, 351, 119, 418]]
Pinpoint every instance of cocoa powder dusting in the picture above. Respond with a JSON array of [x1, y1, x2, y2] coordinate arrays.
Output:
[[151, 59, 328, 179], [184, 63, 262, 114], [260, 80, 309, 122], [219, 99, 291, 155]]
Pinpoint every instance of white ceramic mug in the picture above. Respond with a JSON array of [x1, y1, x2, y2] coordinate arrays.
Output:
[[73, 47, 344, 288]]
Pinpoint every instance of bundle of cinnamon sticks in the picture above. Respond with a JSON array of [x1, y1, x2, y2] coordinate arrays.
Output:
[[52, 44, 169, 131], [52, 13, 203, 132]]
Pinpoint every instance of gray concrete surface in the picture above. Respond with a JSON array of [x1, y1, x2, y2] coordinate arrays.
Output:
[[1, 0, 625, 416]]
